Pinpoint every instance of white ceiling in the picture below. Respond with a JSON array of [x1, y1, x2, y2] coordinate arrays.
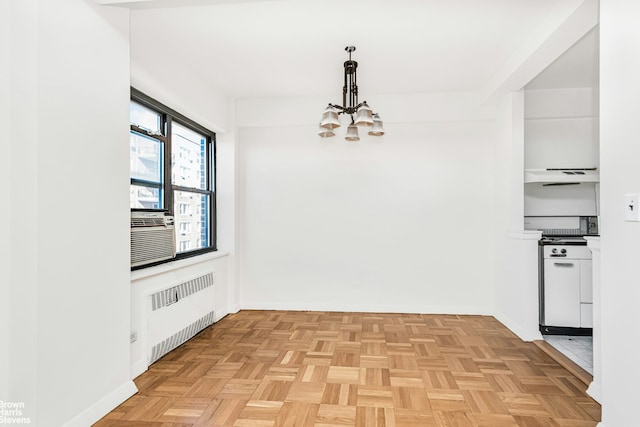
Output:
[[127, 0, 594, 99], [526, 27, 599, 90]]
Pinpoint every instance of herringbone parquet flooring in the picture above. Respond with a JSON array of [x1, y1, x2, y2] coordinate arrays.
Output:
[[95, 311, 600, 426]]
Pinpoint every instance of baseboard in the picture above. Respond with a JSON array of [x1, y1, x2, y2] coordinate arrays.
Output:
[[238, 305, 544, 344], [493, 312, 543, 342], [240, 301, 492, 316], [214, 309, 232, 322], [131, 359, 148, 380], [586, 379, 602, 404], [62, 380, 137, 427], [533, 340, 592, 386]]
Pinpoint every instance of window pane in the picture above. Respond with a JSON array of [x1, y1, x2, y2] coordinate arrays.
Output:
[[130, 184, 162, 209], [130, 101, 162, 134], [172, 122, 206, 190], [174, 190, 209, 252], [131, 131, 163, 183]]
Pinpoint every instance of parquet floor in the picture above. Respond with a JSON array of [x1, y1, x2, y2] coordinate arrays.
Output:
[[95, 311, 600, 426]]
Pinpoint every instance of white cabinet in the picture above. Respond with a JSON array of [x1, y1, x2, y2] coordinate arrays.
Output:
[[580, 259, 593, 327], [580, 259, 593, 303], [581, 303, 593, 328], [524, 88, 599, 170]]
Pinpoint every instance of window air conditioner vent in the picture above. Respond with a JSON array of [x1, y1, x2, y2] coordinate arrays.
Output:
[[131, 212, 176, 267], [131, 217, 168, 227]]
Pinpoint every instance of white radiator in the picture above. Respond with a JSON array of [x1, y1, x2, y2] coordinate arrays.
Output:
[[147, 272, 215, 364]]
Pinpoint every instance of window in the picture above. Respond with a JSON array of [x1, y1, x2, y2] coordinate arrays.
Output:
[[179, 241, 191, 252], [130, 88, 216, 262], [179, 202, 191, 216], [179, 222, 192, 235], [130, 103, 164, 210]]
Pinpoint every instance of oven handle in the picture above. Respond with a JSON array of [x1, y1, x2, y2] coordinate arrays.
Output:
[[553, 262, 575, 267], [550, 254, 567, 257]]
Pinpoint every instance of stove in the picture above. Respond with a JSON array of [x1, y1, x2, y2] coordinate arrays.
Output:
[[529, 217, 596, 336], [538, 234, 593, 336]]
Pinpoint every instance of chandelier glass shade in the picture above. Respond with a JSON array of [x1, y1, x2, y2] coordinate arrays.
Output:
[[318, 46, 384, 141], [344, 124, 360, 141]]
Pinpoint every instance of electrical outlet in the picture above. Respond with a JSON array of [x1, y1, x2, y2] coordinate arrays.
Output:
[[625, 193, 640, 221], [130, 331, 137, 343]]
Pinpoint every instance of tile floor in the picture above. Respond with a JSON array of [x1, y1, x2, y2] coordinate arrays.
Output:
[[543, 335, 593, 374]]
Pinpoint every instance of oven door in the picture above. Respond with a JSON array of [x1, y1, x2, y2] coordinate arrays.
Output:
[[543, 258, 581, 327]]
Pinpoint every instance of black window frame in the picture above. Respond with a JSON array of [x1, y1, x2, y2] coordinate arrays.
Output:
[[130, 87, 217, 268]]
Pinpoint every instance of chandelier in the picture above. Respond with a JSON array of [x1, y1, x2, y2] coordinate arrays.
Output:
[[318, 46, 385, 141]]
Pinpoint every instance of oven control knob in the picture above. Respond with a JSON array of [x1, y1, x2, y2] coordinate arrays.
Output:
[[561, 249, 567, 254], [552, 248, 557, 253]]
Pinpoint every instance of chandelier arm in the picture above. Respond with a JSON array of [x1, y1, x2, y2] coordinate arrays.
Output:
[[352, 64, 358, 109], [348, 70, 354, 110], [343, 66, 348, 110], [329, 103, 346, 114]]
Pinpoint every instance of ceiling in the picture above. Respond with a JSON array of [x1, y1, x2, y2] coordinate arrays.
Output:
[[126, 0, 593, 99], [526, 27, 599, 90]]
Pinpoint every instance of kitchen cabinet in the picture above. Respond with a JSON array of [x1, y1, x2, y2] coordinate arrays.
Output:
[[580, 260, 593, 303], [581, 304, 593, 328], [580, 259, 593, 328], [524, 88, 599, 171]]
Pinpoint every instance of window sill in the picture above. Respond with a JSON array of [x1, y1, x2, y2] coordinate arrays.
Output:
[[130, 250, 229, 282]]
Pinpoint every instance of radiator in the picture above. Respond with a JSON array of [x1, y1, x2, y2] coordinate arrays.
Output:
[[147, 272, 215, 364]]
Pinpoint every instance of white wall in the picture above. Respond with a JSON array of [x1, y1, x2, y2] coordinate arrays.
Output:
[[6, 0, 40, 421], [6, 1, 136, 425], [216, 106, 239, 312], [129, 10, 229, 133], [236, 93, 498, 314], [492, 91, 544, 341], [599, 1, 640, 425], [1, 0, 14, 404]]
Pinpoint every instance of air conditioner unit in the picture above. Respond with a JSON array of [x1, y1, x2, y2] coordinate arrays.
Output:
[[131, 211, 176, 267]]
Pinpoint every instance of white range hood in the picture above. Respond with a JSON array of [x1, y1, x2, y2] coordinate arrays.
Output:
[[524, 168, 599, 184]]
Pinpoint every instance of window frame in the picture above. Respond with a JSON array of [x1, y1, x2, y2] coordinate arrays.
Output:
[[130, 88, 217, 267]]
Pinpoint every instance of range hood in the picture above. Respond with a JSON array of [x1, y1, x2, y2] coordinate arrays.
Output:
[[524, 168, 599, 184]]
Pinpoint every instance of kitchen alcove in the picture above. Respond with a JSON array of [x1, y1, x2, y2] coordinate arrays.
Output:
[[523, 27, 600, 386]]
